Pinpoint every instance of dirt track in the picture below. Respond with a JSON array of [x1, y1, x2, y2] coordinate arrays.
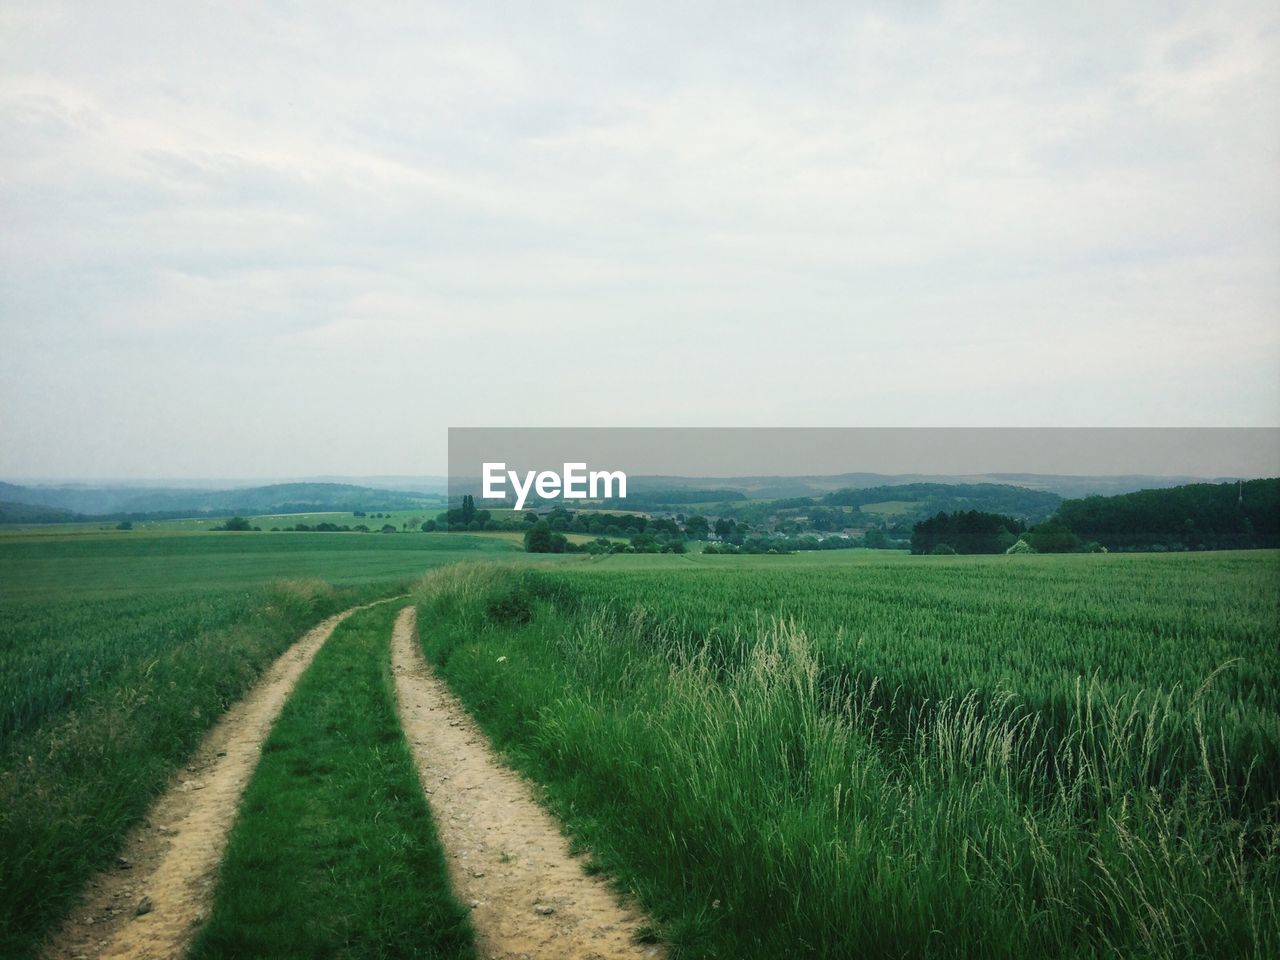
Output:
[[391, 606, 664, 960], [44, 604, 369, 960]]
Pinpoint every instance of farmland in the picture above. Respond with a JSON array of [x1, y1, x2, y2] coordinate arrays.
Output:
[[415, 550, 1280, 958], [2, 531, 1277, 958], [0, 528, 521, 601]]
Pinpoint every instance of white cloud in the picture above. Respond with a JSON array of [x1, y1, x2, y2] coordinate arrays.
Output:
[[1, 1, 1277, 476]]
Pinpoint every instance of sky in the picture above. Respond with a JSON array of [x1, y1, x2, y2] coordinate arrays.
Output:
[[2, 1, 1278, 478]]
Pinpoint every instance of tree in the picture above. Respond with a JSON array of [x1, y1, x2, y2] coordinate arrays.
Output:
[[684, 515, 710, 539], [863, 527, 889, 549], [422, 520, 437, 532], [911, 510, 1025, 555], [115, 521, 133, 531], [524, 520, 553, 553], [1026, 520, 1080, 553], [460, 495, 476, 525], [217, 516, 252, 532]]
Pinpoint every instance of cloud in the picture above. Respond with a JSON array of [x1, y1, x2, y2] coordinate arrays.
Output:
[[1, 1, 1277, 476]]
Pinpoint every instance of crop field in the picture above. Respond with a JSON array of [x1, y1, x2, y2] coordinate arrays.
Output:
[[0, 508, 446, 536], [415, 550, 1280, 959], [0, 529, 521, 601], [3, 536, 1277, 958]]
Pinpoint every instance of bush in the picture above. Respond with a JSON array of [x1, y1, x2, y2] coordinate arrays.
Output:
[[524, 520, 553, 553], [1027, 520, 1081, 553], [931, 543, 957, 555], [1006, 539, 1034, 555]]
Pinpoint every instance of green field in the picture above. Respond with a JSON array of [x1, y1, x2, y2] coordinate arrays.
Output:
[[415, 550, 1280, 959], [856, 499, 916, 517], [0, 508, 444, 536], [2, 531, 1277, 958], [0, 529, 522, 601]]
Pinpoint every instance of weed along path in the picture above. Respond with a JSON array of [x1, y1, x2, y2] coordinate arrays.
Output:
[[45, 603, 379, 960], [392, 606, 664, 960]]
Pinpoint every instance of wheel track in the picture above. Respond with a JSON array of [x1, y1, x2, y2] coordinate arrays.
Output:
[[43, 600, 390, 960], [391, 605, 664, 960]]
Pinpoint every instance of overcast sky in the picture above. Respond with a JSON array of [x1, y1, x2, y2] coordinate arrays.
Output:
[[2, 2, 1277, 478]]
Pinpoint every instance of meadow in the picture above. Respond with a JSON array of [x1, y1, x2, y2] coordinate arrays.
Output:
[[414, 550, 1280, 959]]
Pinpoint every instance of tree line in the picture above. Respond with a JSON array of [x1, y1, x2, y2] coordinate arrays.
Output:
[[911, 478, 1279, 554]]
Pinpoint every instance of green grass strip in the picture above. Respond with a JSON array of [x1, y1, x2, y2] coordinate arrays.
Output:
[[189, 602, 475, 960]]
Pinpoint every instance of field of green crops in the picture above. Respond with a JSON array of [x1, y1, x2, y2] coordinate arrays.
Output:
[[415, 549, 1280, 959], [3, 532, 1277, 958]]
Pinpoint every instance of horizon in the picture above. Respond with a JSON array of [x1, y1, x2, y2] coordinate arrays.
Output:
[[5, 467, 1277, 489]]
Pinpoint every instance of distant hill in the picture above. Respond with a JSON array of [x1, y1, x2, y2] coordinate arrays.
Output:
[[822, 483, 1062, 523], [607, 472, 1232, 500], [0, 500, 84, 524], [0, 481, 437, 520]]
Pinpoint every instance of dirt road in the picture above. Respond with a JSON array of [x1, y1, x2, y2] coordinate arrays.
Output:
[[45, 604, 372, 960], [391, 605, 664, 960]]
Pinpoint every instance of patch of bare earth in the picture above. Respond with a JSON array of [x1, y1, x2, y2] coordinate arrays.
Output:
[[391, 606, 664, 960], [43, 604, 370, 960]]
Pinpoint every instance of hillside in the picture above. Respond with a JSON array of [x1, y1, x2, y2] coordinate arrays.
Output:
[[0, 482, 437, 520], [822, 482, 1062, 522], [0, 501, 84, 524], [1057, 478, 1280, 550]]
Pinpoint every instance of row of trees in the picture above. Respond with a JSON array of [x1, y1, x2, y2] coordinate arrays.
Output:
[[1056, 478, 1279, 550], [910, 479, 1280, 555], [911, 511, 1026, 555], [523, 520, 689, 555], [911, 511, 1090, 555]]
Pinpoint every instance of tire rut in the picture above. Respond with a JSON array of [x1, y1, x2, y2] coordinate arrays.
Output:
[[43, 601, 385, 960], [391, 605, 664, 960]]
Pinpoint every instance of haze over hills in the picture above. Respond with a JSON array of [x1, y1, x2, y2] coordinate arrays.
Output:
[[0, 471, 1259, 522], [0, 481, 442, 520], [621, 472, 1242, 500], [0, 471, 1265, 523]]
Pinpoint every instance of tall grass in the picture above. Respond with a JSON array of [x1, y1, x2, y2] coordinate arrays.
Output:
[[415, 560, 1280, 958]]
